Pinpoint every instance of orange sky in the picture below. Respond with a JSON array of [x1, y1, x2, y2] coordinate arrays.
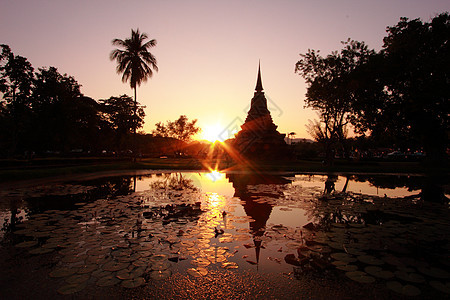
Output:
[[1, 0, 448, 140]]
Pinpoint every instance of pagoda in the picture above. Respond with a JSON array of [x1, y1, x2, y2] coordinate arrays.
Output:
[[232, 63, 290, 161]]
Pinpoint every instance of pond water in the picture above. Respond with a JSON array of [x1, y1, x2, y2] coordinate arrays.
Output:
[[0, 171, 449, 296]]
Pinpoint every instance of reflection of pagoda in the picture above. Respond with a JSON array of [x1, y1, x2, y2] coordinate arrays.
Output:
[[227, 173, 291, 264], [232, 63, 290, 161]]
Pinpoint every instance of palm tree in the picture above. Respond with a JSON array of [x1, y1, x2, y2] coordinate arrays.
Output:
[[110, 28, 158, 157]]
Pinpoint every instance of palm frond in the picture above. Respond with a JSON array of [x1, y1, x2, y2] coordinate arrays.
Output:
[[110, 29, 158, 90]]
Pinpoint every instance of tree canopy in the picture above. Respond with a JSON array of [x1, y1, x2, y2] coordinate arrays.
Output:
[[110, 28, 158, 90], [153, 115, 200, 142], [296, 12, 449, 162]]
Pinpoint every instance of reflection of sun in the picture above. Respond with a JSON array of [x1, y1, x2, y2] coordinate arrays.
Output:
[[206, 170, 225, 182], [207, 192, 222, 208], [202, 123, 227, 143]]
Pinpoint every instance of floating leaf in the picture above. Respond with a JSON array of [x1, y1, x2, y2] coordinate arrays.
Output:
[[345, 271, 375, 283], [429, 281, 450, 294], [221, 262, 238, 269], [49, 267, 78, 278], [149, 269, 171, 280], [418, 266, 450, 279], [191, 258, 210, 267], [365, 266, 394, 279], [151, 261, 170, 271], [187, 268, 206, 277], [57, 283, 86, 295], [29, 247, 54, 255], [96, 275, 120, 287], [386, 281, 421, 296], [395, 271, 425, 283], [337, 264, 358, 272], [15, 240, 38, 248], [77, 264, 97, 274], [149, 254, 168, 263], [121, 277, 145, 288], [357, 255, 383, 265], [65, 274, 90, 284], [331, 252, 356, 263], [102, 262, 129, 272]]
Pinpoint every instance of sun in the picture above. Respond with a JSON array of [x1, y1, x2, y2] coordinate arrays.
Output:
[[202, 123, 227, 143]]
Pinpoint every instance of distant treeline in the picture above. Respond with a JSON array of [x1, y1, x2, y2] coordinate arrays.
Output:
[[0, 45, 174, 158]]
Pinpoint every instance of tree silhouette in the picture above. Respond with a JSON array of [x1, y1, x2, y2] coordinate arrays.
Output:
[[100, 95, 145, 152], [296, 40, 374, 161], [110, 29, 158, 157], [288, 132, 296, 144], [153, 115, 200, 142], [0, 45, 35, 156]]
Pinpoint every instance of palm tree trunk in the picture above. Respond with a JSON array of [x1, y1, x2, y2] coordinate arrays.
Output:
[[133, 87, 137, 162]]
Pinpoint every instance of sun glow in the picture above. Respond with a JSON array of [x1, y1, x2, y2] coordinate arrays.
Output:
[[206, 170, 225, 182], [201, 123, 231, 143]]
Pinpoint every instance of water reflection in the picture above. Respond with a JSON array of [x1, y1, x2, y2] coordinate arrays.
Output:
[[227, 173, 292, 265], [0, 171, 449, 298]]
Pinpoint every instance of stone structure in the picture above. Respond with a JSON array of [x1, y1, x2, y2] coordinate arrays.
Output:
[[233, 64, 290, 161]]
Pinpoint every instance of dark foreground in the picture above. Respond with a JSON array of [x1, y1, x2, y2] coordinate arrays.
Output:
[[1, 244, 430, 300]]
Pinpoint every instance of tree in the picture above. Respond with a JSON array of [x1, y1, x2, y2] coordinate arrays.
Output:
[[110, 28, 158, 157], [153, 115, 200, 142], [296, 40, 373, 163], [347, 13, 449, 161], [100, 95, 145, 152], [380, 13, 449, 161], [153, 115, 200, 156], [0, 45, 35, 156], [288, 132, 296, 144], [32, 67, 99, 153]]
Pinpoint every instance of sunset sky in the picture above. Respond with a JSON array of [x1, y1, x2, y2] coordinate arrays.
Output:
[[1, 0, 448, 140]]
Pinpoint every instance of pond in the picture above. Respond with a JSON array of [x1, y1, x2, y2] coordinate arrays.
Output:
[[0, 171, 449, 297]]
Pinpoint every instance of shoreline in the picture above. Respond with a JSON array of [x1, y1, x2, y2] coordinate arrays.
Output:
[[0, 157, 448, 187]]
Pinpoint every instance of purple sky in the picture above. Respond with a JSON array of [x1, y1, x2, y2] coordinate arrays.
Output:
[[1, 0, 448, 139]]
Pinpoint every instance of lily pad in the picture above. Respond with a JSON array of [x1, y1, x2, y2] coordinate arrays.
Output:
[[96, 275, 120, 287], [221, 262, 238, 269], [337, 264, 358, 272], [121, 277, 145, 288], [151, 261, 170, 271], [191, 258, 211, 267], [49, 267, 78, 278], [187, 267, 208, 277], [345, 271, 375, 283], [15, 240, 38, 248], [149, 254, 168, 263], [77, 264, 97, 274], [57, 283, 86, 295], [357, 255, 383, 265], [429, 281, 450, 294], [102, 261, 129, 272], [29, 247, 54, 255], [386, 281, 421, 296], [395, 271, 426, 283], [149, 269, 172, 280], [365, 266, 394, 279], [418, 266, 450, 279], [65, 274, 90, 284], [331, 252, 356, 263]]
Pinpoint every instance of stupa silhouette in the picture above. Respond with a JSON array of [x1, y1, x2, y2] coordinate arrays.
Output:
[[232, 63, 290, 161]]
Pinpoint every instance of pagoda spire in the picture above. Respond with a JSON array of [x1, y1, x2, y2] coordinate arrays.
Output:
[[255, 61, 263, 92]]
